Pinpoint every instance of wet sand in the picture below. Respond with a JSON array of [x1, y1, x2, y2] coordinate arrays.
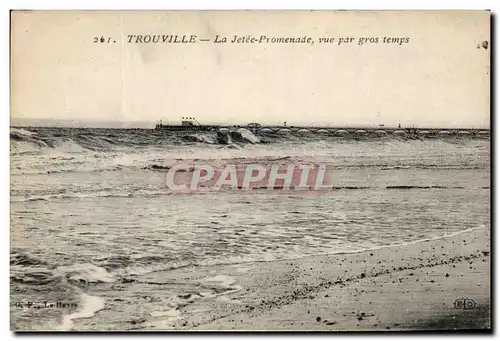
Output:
[[135, 226, 490, 331], [57, 226, 490, 331]]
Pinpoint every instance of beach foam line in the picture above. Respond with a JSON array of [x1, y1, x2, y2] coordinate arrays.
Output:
[[85, 226, 488, 282], [186, 225, 489, 269], [130, 226, 489, 279], [59, 293, 105, 330], [321, 225, 488, 257]]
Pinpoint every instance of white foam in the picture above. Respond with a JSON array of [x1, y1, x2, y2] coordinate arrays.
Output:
[[59, 294, 105, 330], [11, 127, 35, 136], [49, 140, 87, 154], [203, 274, 236, 288], [235, 128, 260, 144], [121, 260, 193, 277], [202, 274, 242, 297], [150, 308, 181, 319], [56, 263, 115, 283], [149, 307, 185, 329]]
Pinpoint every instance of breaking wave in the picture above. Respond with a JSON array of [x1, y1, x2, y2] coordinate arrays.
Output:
[[11, 126, 488, 154], [10, 127, 263, 153]]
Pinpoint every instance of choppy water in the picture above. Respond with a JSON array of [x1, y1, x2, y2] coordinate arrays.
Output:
[[10, 127, 490, 330]]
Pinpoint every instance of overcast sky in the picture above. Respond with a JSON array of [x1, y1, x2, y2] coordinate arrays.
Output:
[[11, 11, 490, 128]]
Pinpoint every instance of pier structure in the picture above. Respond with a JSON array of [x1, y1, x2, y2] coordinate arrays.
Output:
[[154, 123, 490, 136]]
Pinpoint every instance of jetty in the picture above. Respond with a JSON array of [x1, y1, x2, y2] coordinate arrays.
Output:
[[154, 118, 490, 136]]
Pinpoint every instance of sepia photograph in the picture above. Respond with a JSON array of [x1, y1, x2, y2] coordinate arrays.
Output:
[[9, 10, 491, 332]]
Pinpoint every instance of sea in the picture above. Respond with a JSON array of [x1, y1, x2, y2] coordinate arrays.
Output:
[[10, 126, 490, 330]]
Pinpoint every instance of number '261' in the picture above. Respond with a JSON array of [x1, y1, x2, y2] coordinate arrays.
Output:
[[93, 36, 115, 43]]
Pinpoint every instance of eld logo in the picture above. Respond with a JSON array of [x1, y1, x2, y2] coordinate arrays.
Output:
[[453, 298, 476, 310]]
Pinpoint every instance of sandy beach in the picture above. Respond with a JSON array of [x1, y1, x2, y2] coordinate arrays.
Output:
[[128, 226, 490, 331]]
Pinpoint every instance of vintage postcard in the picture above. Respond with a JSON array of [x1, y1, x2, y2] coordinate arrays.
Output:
[[10, 10, 490, 331]]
